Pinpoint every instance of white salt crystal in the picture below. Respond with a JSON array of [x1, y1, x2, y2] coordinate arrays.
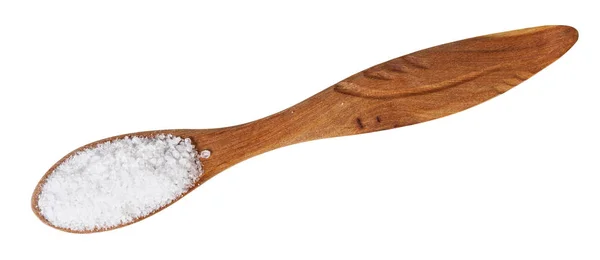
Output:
[[37, 134, 202, 231], [199, 150, 211, 159]]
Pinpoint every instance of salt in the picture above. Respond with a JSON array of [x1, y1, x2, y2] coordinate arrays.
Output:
[[37, 134, 202, 231]]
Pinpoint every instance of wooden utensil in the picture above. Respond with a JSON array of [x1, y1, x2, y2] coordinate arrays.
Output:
[[32, 25, 578, 233]]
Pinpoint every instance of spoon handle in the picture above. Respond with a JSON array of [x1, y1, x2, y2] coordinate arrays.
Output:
[[253, 26, 576, 142], [193, 25, 577, 181]]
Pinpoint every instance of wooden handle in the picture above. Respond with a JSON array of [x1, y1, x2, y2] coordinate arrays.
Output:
[[187, 25, 578, 182]]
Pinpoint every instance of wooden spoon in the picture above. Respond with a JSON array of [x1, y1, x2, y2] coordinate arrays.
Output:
[[32, 25, 578, 233]]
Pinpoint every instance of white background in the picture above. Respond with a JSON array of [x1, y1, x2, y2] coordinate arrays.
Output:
[[1, 1, 598, 259]]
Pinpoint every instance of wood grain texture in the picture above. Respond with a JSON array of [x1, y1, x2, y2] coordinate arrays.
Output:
[[31, 25, 578, 233]]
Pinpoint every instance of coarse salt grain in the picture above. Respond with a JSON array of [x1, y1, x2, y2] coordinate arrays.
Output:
[[37, 134, 202, 231]]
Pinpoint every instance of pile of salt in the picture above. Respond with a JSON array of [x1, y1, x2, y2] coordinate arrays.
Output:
[[37, 134, 202, 231]]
